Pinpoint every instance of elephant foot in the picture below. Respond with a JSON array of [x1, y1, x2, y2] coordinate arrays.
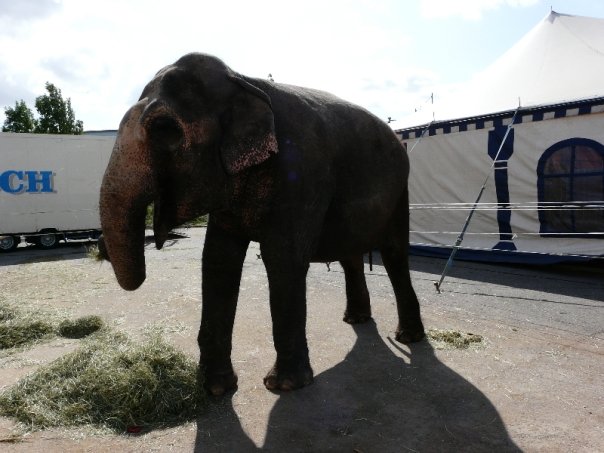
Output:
[[395, 326, 426, 344], [263, 361, 314, 391], [200, 367, 238, 396], [343, 310, 372, 324]]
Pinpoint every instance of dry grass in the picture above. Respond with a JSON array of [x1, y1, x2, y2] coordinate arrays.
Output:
[[0, 302, 57, 351], [0, 329, 204, 432], [427, 329, 484, 350], [86, 244, 102, 261], [59, 316, 104, 339], [0, 302, 103, 351]]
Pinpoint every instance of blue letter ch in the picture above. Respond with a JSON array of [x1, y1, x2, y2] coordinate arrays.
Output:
[[0, 171, 54, 193]]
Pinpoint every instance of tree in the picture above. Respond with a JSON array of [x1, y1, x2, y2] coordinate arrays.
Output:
[[34, 82, 83, 135], [2, 83, 85, 135], [2, 100, 36, 133]]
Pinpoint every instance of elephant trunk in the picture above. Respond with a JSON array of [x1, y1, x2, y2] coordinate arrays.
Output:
[[99, 101, 155, 291]]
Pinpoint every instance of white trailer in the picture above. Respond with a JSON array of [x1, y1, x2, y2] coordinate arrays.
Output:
[[0, 132, 114, 251]]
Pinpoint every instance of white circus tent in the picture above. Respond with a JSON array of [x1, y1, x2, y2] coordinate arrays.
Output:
[[397, 11, 604, 263]]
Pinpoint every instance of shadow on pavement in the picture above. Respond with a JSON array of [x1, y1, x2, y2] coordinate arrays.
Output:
[[194, 320, 519, 452], [370, 252, 603, 303]]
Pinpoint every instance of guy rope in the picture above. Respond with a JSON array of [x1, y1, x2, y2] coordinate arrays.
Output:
[[434, 105, 521, 293]]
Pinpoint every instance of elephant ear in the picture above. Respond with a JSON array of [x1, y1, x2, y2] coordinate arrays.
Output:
[[221, 75, 278, 175]]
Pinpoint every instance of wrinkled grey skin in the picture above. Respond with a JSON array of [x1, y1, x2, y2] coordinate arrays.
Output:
[[99, 53, 424, 395]]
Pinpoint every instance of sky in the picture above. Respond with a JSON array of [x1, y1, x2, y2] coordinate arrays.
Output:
[[1, 0, 604, 131]]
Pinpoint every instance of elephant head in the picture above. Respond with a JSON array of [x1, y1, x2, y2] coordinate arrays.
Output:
[[99, 53, 278, 290]]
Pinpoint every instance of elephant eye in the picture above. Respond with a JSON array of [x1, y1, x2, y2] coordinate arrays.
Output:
[[147, 116, 184, 151]]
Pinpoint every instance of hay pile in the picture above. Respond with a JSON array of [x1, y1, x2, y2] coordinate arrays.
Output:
[[0, 330, 204, 432], [59, 315, 105, 339], [0, 301, 103, 350], [0, 301, 204, 432], [0, 303, 55, 350]]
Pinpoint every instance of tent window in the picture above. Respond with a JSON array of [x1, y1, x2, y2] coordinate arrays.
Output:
[[537, 138, 604, 237]]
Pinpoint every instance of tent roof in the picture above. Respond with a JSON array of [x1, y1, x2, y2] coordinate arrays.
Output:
[[427, 11, 604, 122]]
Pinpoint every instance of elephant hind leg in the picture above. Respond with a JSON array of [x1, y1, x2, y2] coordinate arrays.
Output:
[[380, 244, 425, 344], [341, 255, 372, 324]]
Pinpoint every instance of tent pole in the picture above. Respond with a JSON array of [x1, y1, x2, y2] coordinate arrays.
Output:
[[434, 106, 521, 293]]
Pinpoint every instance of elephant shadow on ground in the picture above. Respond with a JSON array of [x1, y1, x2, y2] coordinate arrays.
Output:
[[195, 321, 520, 452]]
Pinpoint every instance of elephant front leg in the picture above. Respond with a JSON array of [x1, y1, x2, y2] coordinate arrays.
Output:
[[199, 221, 249, 396], [262, 254, 313, 391]]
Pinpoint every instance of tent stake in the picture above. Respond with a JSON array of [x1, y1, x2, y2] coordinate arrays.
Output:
[[434, 106, 521, 293]]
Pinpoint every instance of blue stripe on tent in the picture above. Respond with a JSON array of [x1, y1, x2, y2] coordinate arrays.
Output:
[[488, 126, 516, 248]]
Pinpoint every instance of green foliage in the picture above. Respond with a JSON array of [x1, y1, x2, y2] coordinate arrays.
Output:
[[0, 330, 205, 432], [34, 82, 83, 135], [2, 100, 36, 133], [145, 204, 208, 228], [2, 82, 83, 135], [186, 214, 209, 227]]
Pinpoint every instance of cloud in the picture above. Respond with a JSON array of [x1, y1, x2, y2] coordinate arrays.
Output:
[[1, 0, 489, 130], [0, 0, 62, 35], [0, 0, 62, 21], [0, 72, 35, 109], [1, 0, 419, 129], [419, 0, 539, 21]]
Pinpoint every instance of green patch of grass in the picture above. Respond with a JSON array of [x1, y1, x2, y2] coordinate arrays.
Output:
[[58, 316, 104, 339], [427, 329, 484, 350], [0, 330, 205, 432]]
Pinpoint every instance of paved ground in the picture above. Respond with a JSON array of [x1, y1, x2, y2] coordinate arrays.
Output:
[[0, 228, 602, 452]]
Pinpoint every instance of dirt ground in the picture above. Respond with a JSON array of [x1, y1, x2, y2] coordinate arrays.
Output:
[[0, 227, 602, 452]]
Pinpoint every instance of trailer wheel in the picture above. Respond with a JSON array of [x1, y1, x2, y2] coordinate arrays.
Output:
[[0, 235, 20, 252], [36, 232, 59, 249]]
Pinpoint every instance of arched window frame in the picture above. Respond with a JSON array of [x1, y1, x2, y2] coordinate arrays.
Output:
[[537, 137, 604, 238]]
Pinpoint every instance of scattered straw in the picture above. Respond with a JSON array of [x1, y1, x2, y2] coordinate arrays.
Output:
[[427, 329, 484, 350], [0, 330, 205, 432], [86, 245, 102, 261], [0, 304, 17, 322]]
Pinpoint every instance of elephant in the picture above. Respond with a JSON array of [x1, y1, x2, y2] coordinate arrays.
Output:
[[99, 53, 425, 395]]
